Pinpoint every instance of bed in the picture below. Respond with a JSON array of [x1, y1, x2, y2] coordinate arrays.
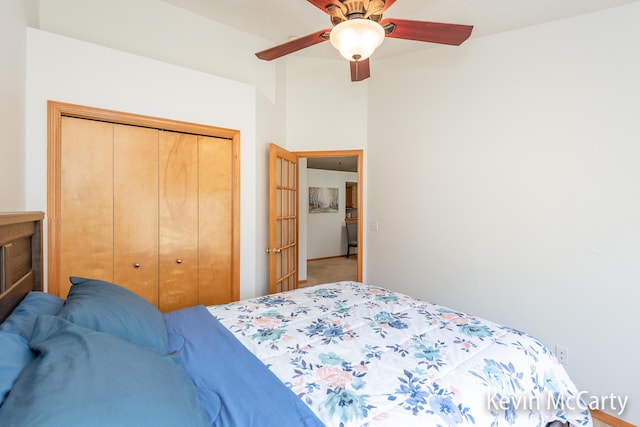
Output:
[[0, 212, 593, 427]]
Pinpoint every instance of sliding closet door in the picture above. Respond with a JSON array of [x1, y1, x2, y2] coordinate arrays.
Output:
[[57, 117, 114, 297], [158, 131, 199, 312], [113, 124, 159, 305]]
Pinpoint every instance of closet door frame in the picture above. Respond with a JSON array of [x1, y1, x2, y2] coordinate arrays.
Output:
[[47, 101, 240, 301]]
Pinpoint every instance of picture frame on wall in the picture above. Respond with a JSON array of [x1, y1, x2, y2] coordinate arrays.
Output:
[[309, 187, 339, 213]]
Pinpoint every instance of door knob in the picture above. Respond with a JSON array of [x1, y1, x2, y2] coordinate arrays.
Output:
[[176, 259, 182, 264], [134, 263, 141, 268], [266, 247, 282, 254]]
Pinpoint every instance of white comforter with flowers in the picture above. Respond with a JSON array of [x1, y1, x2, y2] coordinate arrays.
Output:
[[207, 282, 592, 427]]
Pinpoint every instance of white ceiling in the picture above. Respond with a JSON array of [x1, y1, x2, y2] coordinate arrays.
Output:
[[163, 0, 638, 60]]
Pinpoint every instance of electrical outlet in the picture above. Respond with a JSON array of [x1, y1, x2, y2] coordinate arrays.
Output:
[[555, 345, 569, 365]]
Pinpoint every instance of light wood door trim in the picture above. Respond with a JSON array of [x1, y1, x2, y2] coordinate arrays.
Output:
[[48, 101, 240, 302], [590, 409, 636, 427], [48, 101, 239, 139], [294, 149, 364, 282]]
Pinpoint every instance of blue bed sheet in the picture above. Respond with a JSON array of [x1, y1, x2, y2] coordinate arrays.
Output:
[[164, 305, 324, 427]]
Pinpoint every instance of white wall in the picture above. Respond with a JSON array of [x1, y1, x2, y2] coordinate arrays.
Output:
[[368, 4, 640, 423], [252, 61, 288, 296], [25, 29, 259, 299], [298, 159, 309, 281], [304, 169, 358, 261], [285, 56, 369, 153], [37, 0, 277, 103], [0, 1, 28, 211]]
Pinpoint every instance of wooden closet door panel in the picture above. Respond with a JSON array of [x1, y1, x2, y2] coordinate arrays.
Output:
[[113, 124, 159, 305], [59, 117, 114, 298], [158, 131, 199, 312], [198, 136, 233, 305]]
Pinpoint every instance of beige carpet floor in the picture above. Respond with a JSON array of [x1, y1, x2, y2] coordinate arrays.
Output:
[[301, 256, 357, 287]]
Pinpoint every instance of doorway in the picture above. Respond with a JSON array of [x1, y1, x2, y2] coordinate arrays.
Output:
[[295, 150, 363, 286]]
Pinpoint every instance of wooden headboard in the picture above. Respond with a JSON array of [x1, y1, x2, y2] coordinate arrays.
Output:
[[0, 212, 44, 322]]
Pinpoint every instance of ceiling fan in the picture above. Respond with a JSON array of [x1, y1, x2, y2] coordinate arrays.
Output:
[[255, 0, 473, 82]]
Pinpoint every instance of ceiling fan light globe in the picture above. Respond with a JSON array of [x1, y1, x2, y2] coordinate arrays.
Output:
[[330, 18, 385, 61]]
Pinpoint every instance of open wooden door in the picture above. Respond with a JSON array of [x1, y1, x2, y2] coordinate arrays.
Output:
[[268, 144, 298, 294]]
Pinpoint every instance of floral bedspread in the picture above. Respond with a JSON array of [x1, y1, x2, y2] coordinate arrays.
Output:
[[207, 282, 592, 427]]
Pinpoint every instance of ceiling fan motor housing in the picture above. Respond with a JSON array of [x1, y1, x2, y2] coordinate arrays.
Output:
[[327, 0, 386, 26]]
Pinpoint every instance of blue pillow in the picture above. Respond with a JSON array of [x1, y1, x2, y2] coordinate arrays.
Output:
[[0, 333, 34, 405], [0, 292, 64, 340], [56, 277, 168, 353], [0, 315, 208, 427]]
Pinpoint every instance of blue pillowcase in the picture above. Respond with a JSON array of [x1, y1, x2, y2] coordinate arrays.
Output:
[[0, 333, 34, 405], [56, 277, 169, 353], [0, 292, 62, 406], [0, 291, 64, 340], [0, 315, 209, 427]]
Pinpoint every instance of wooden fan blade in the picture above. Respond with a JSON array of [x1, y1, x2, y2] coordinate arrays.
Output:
[[382, 0, 397, 12], [256, 29, 330, 61], [350, 58, 371, 82], [307, 0, 344, 15], [381, 18, 473, 46]]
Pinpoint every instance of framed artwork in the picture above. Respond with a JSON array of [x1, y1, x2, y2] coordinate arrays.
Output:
[[309, 187, 339, 213]]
